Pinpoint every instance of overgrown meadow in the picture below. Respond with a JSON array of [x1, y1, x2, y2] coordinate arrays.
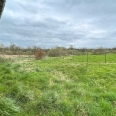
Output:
[[0, 54, 116, 116]]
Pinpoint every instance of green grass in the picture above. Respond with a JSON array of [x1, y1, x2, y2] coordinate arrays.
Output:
[[0, 54, 116, 116]]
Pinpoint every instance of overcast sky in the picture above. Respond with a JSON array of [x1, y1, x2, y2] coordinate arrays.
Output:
[[0, 0, 116, 48]]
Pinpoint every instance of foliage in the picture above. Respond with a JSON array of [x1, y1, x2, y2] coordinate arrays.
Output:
[[0, 42, 116, 55], [35, 49, 45, 60], [92, 47, 107, 55], [47, 47, 67, 57]]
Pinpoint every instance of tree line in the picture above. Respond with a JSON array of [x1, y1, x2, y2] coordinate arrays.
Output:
[[0, 43, 116, 57]]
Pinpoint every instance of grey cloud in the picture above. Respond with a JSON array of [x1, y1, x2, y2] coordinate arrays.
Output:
[[0, 0, 116, 48]]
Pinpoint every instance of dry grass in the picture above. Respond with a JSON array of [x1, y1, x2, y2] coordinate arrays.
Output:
[[0, 55, 34, 59]]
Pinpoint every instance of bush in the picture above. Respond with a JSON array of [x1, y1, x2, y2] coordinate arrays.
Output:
[[47, 47, 67, 57], [35, 49, 45, 60], [67, 49, 81, 55], [92, 47, 107, 55]]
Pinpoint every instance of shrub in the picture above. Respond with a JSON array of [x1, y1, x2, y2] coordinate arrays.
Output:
[[67, 49, 81, 55], [92, 47, 107, 55], [47, 47, 67, 57], [35, 49, 45, 60]]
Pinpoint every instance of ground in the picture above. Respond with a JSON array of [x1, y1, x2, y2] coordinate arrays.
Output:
[[0, 54, 116, 116]]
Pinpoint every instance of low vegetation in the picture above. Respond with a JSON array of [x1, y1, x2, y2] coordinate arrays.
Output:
[[35, 49, 45, 60], [0, 54, 116, 116], [0, 43, 116, 56]]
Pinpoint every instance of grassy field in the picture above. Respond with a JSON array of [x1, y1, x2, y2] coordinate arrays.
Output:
[[0, 54, 116, 116]]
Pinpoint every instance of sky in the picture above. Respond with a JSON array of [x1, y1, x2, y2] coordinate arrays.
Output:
[[0, 0, 116, 48]]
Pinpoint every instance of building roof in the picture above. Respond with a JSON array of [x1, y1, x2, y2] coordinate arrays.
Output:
[[0, 0, 6, 18]]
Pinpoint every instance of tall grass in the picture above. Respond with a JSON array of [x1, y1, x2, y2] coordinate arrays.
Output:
[[0, 54, 116, 115]]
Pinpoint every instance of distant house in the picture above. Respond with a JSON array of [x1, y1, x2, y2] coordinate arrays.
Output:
[[0, 0, 6, 18]]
